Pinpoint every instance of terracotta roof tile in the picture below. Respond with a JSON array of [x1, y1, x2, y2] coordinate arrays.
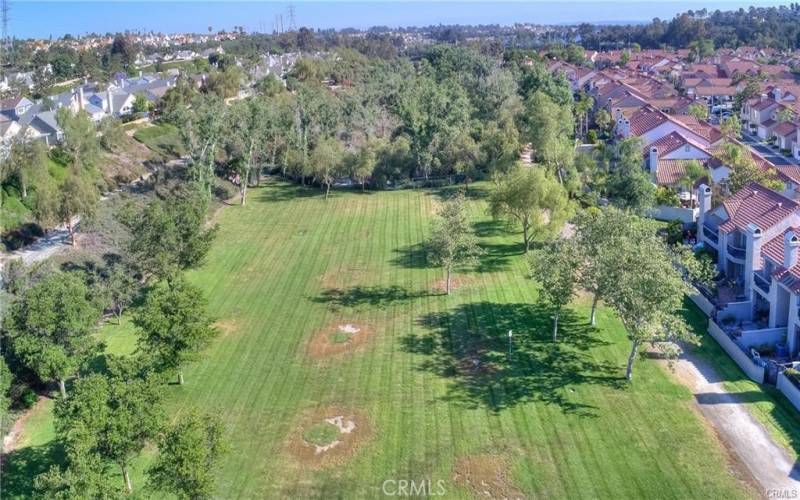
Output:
[[718, 183, 798, 234]]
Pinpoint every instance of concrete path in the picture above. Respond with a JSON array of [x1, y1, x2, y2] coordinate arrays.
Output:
[[671, 350, 800, 497]]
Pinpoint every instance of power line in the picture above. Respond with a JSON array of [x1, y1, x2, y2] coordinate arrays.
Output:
[[288, 4, 296, 31]]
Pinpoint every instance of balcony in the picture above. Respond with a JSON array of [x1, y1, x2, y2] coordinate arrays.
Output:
[[727, 242, 746, 261], [753, 272, 771, 294], [702, 222, 719, 244]]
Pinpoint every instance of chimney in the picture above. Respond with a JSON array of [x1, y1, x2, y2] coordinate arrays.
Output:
[[621, 118, 631, 138], [106, 88, 113, 114], [649, 147, 658, 173], [774, 87, 782, 102], [784, 230, 800, 268], [745, 223, 764, 295]]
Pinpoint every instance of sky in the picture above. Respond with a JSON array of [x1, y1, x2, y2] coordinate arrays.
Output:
[[10, 1, 790, 39]]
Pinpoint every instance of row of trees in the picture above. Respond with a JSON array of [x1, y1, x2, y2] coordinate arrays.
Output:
[[531, 208, 700, 380], [1, 180, 225, 496]]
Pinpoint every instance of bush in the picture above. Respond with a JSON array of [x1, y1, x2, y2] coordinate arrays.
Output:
[[755, 343, 775, 356], [2, 223, 44, 251], [19, 388, 38, 409], [587, 130, 598, 144]]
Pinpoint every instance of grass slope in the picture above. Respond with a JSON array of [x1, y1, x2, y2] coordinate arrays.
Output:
[[3, 180, 777, 498]]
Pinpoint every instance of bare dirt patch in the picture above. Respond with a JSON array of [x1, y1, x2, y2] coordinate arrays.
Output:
[[2, 396, 49, 454], [286, 406, 371, 469], [307, 321, 373, 359], [214, 318, 240, 338], [433, 275, 477, 294], [453, 454, 525, 499]]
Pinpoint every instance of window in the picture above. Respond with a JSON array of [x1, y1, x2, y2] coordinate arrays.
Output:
[[685, 145, 691, 152]]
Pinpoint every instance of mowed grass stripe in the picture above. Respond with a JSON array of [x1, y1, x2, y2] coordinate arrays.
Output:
[[2, 180, 774, 499]]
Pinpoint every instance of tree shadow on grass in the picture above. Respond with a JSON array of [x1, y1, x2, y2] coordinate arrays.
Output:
[[1, 441, 64, 499], [258, 182, 325, 202], [390, 243, 429, 270], [475, 241, 521, 273], [432, 184, 491, 202], [402, 302, 623, 416], [311, 285, 434, 311]]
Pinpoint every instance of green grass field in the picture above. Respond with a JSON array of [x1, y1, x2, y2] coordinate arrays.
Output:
[[5, 180, 793, 498], [132, 123, 186, 160]]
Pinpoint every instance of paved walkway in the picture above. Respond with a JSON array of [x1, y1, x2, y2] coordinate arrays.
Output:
[[671, 350, 800, 496]]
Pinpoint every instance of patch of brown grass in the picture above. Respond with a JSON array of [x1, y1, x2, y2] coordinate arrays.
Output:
[[453, 454, 525, 499], [307, 321, 373, 359], [214, 318, 240, 338], [285, 406, 371, 469], [433, 275, 477, 294]]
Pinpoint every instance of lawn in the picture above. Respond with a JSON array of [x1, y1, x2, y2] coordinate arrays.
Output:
[[132, 123, 185, 160], [2, 180, 775, 498]]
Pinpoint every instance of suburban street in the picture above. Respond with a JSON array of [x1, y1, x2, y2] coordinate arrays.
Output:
[[741, 131, 800, 167]]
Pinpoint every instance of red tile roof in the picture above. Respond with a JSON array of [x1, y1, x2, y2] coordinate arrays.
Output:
[[647, 131, 689, 156], [773, 121, 798, 137], [763, 228, 800, 292], [655, 159, 709, 186], [629, 107, 668, 135], [718, 183, 798, 234], [672, 115, 723, 144]]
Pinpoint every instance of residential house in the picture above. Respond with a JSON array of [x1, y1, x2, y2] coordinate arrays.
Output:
[[697, 182, 800, 356]]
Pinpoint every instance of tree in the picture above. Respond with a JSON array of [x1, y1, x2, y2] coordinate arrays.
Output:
[[605, 137, 655, 213], [520, 91, 573, 167], [720, 115, 742, 140], [594, 108, 612, 137], [604, 234, 697, 380], [529, 238, 580, 341], [0, 357, 12, 416], [120, 188, 217, 283], [102, 262, 139, 324], [132, 93, 150, 113], [350, 140, 379, 191], [309, 137, 345, 198], [720, 141, 783, 193], [489, 167, 571, 252], [777, 107, 796, 124], [2, 272, 101, 399], [133, 278, 218, 385], [574, 208, 657, 326], [226, 98, 270, 205], [52, 360, 164, 494], [147, 411, 226, 500], [733, 79, 760, 112], [56, 108, 99, 171], [98, 116, 125, 151], [427, 192, 482, 295], [687, 103, 709, 120], [5, 139, 49, 199], [58, 172, 98, 246]]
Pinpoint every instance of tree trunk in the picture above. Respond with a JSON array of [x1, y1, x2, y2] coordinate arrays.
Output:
[[552, 311, 559, 342], [325, 182, 330, 199], [58, 378, 67, 399], [178, 371, 184, 385], [590, 293, 599, 326], [21, 182, 27, 199], [116, 308, 123, 325], [523, 223, 530, 253], [66, 218, 76, 247], [122, 464, 133, 494], [361, 181, 365, 192], [446, 266, 452, 295], [241, 184, 247, 206], [625, 339, 640, 380]]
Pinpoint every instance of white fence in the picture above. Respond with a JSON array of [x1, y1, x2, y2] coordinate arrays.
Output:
[[736, 327, 787, 349], [717, 300, 753, 323], [689, 292, 715, 317], [648, 205, 698, 225], [777, 372, 800, 412], [707, 319, 766, 383]]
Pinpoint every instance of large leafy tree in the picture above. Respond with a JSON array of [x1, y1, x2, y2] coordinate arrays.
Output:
[[604, 231, 697, 380], [226, 97, 270, 205], [574, 208, 656, 326], [529, 238, 581, 341], [309, 136, 345, 199], [133, 278, 218, 385], [5, 138, 49, 199], [427, 192, 482, 295], [50, 358, 164, 494], [147, 411, 226, 500], [120, 188, 217, 283], [56, 108, 100, 171], [489, 167, 571, 252], [2, 272, 101, 399]]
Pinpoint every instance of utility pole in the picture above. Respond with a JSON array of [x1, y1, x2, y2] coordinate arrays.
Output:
[[288, 4, 296, 32], [1, 0, 9, 71]]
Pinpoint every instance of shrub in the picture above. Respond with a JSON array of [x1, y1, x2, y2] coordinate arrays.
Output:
[[2, 223, 45, 251], [302, 422, 340, 447], [784, 368, 800, 388], [19, 388, 38, 409]]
